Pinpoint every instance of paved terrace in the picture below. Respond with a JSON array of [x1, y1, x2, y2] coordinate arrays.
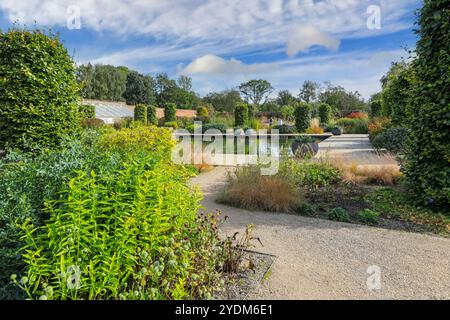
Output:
[[316, 134, 398, 166]]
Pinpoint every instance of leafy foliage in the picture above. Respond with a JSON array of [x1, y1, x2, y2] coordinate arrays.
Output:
[[357, 209, 380, 224], [366, 187, 449, 236], [147, 105, 157, 125], [381, 61, 416, 125], [403, 0, 450, 207], [0, 131, 120, 299], [134, 104, 147, 124], [328, 208, 350, 222], [78, 105, 96, 119], [17, 152, 223, 300], [279, 159, 341, 190], [0, 29, 81, 152], [372, 127, 409, 154], [123, 71, 156, 106], [239, 79, 273, 106], [335, 118, 369, 134], [164, 103, 177, 122], [203, 90, 243, 113], [318, 103, 332, 125], [319, 82, 367, 112], [298, 81, 319, 103], [234, 103, 248, 127], [295, 102, 312, 133], [272, 124, 296, 134]]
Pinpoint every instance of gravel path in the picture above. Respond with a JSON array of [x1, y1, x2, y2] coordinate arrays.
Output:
[[191, 167, 450, 300]]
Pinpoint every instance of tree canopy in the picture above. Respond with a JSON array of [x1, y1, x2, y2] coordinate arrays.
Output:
[[239, 79, 274, 106]]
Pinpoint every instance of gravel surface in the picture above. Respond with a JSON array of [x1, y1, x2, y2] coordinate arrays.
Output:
[[191, 167, 450, 300]]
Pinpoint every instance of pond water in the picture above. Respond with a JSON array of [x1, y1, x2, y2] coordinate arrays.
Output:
[[175, 135, 327, 157]]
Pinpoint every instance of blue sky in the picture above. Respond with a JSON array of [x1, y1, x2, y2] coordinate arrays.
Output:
[[0, 0, 422, 99]]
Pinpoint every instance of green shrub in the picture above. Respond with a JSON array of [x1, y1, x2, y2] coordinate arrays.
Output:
[[370, 100, 382, 118], [247, 104, 256, 120], [202, 123, 227, 133], [335, 118, 369, 134], [318, 103, 332, 125], [81, 118, 105, 129], [0, 131, 120, 299], [328, 208, 350, 222], [164, 121, 179, 129], [357, 209, 380, 224], [196, 106, 209, 118], [295, 102, 311, 133], [404, 0, 450, 207], [164, 103, 177, 122], [134, 104, 147, 124], [79, 105, 96, 119], [234, 104, 248, 127], [372, 127, 409, 154], [0, 29, 81, 153], [100, 126, 174, 159], [17, 152, 224, 300], [147, 105, 157, 125], [297, 203, 317, 217], [272, 124, 296, 134], [279, 159, 341, 190]]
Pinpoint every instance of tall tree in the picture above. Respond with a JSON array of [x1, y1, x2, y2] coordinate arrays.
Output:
[[203, 90, 243, 113], [77, 64, 129, 101], [381, 61, 416, 124], [177, 75, 193, 92], [155, 73, 178, 106], [299, 80, 319, 103], [123, 71, 156, 106], [239, 79, 274, 106], [319, 82, 367, 113], [276, 90, 297, 106]]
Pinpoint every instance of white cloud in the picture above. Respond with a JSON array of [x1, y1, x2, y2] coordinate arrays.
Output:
[[0, 0, 420, 53], [287, 25, 340, 56], [183, 54, 270, 75]]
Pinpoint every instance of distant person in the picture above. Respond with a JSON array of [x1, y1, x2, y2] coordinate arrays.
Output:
[[278, 119, 283, 126], [269, 117, 273, 127]]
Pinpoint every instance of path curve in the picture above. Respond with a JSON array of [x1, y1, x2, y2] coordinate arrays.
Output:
[[191, 167, 450, 300]]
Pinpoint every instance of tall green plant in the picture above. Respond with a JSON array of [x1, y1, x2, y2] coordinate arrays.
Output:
[[234, 103, 248, 127], [295, 102, 311, 133], [404, 0, 450, 207], [147, 105, 157, 125], [0, 29, 81, 152], [134, 104, 147, 124], [79, 105, 96, 119], [318, 103, 332, 125], [164, 103, 177, 122], [16, 153, 223, 300]]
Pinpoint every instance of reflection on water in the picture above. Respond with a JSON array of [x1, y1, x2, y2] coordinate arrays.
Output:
[[177, 136, 325, 157]]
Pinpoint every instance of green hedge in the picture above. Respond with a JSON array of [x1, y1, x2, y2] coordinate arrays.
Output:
[[404, 0, 450, 207], [79, 105, 96, 119], [370, 100, 382, 118], [164, 103, 177, 123], [295, 102, 311, 133], [134, 104, 147, 124], [0, 29, 80, 153], [147, 105, 157, 125], [336, 118, 369, 134], [234, 103, 248, 127], [372, 127, 409, 154], [318, 103, 332, 125], [272, 124, 296, 134]]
